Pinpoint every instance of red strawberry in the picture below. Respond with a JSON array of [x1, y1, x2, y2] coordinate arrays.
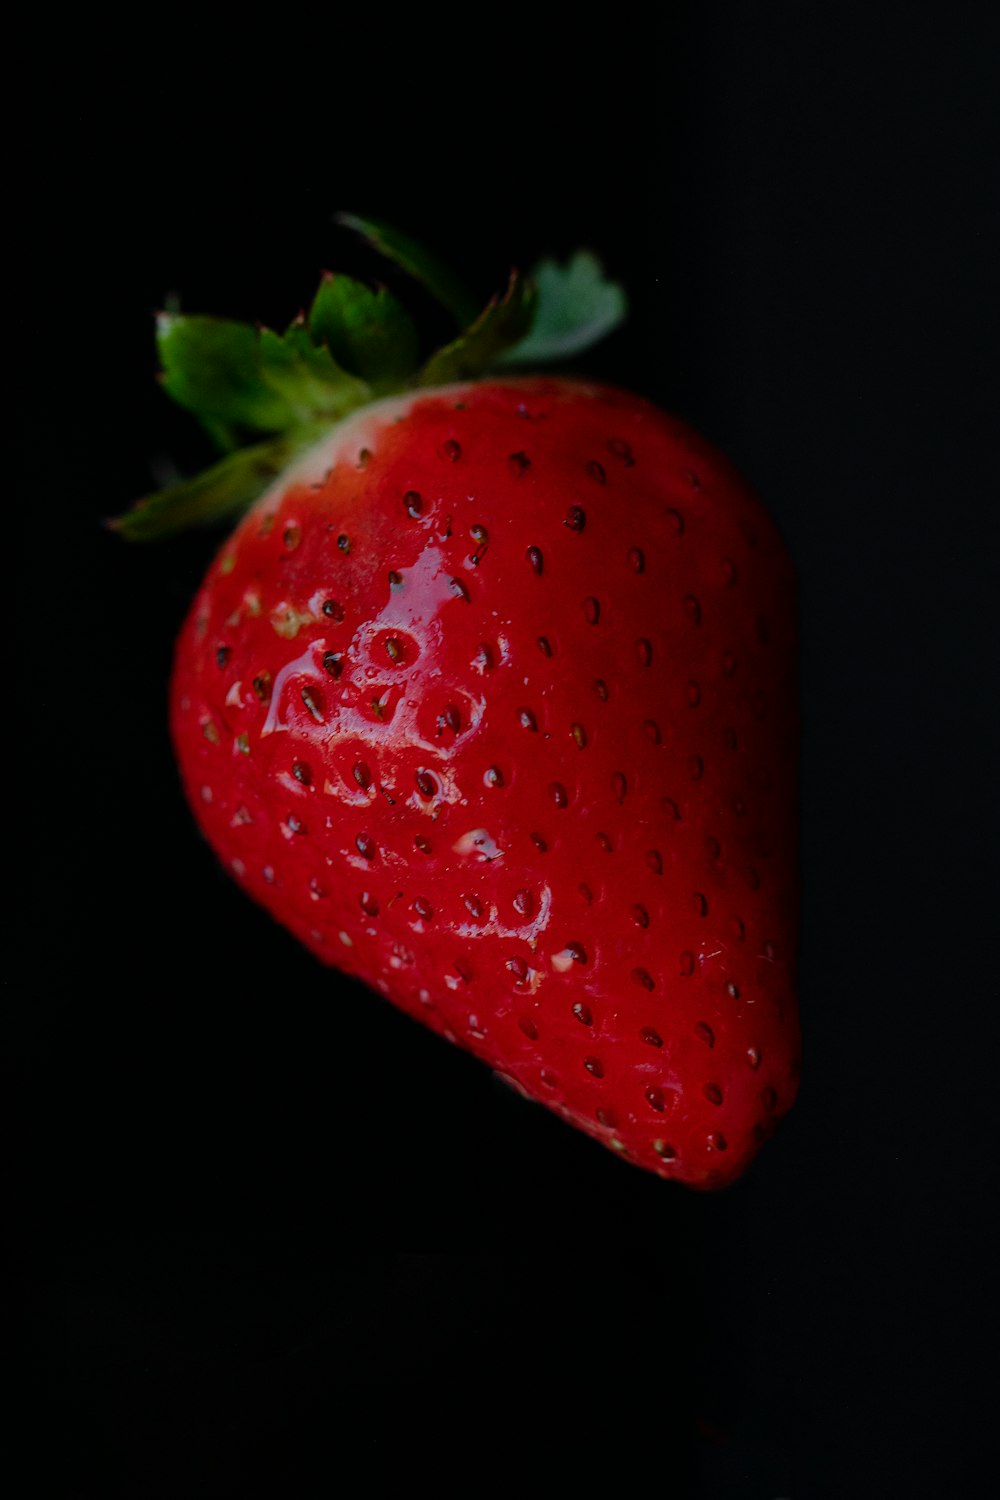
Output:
[[116, 220, 799, 1187]]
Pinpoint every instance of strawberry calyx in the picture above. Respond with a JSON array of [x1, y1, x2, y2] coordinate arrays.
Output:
[[112, 215, 627, 541]]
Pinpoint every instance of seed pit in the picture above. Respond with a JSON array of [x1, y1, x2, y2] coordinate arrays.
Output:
[[300, 686, 325, 722]]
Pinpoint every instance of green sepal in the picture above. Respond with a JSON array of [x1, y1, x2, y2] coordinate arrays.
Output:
[[493, 250, 627, 365], [418, 270, 539, 386], [336, 212, 480, 328], [110, 431, 319, 541], [118, 226, 629, 543], [308, 273, 419, 385], [157, 314, 299, 447], [258, 322, 371, 417], [157, 313, 372, 448]]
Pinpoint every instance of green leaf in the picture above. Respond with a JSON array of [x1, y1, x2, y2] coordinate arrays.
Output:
[[336, 212, 480, 328], [418, 270, 539, 386], [308, 273, 419, 385], [109, 434, 315, 541], [492, 250, 626, 365], [157, 314, 299, 444], [259, 322, 371, 418]]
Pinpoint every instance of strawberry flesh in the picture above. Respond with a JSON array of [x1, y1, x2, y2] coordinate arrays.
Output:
[[172, 377, 799, 1187]]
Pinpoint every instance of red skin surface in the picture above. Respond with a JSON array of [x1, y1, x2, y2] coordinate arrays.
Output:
[[172, 378, 799, 1186]]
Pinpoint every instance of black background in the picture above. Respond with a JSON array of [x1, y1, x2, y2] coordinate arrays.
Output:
[[14, 5, 998, 1496]]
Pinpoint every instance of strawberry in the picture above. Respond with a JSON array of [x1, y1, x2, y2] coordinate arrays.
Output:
[[115, 217, 799, 1187]]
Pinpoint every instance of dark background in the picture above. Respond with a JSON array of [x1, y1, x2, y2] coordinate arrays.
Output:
[[13, 4, 998, 1496]]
